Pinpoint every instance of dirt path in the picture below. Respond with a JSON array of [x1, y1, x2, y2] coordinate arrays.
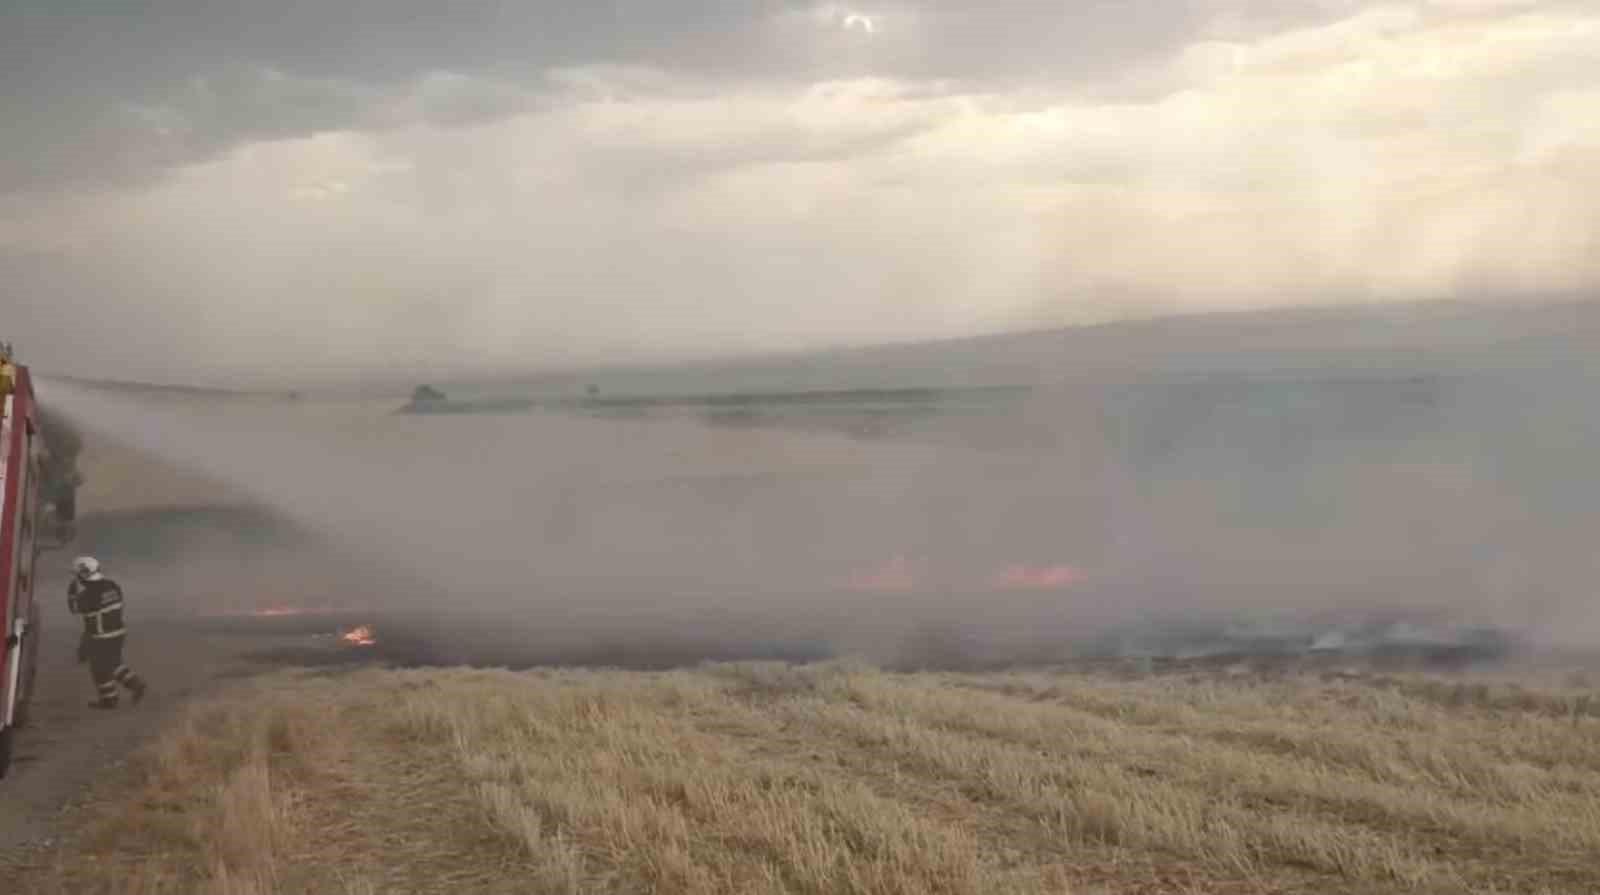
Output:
[[0, 425, 331, 862], [0, 606, 281, 861]]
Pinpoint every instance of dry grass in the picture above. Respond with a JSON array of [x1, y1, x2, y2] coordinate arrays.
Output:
[[9, 660, 1600, 894]]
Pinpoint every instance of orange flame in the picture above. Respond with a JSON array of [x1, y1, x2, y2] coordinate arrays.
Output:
[[846, 558, 1086, 593], [987, 564, 1087, 591], [846, 555, 923, 592], [340, 625, 377, 647], [201, 605, 373, 619]]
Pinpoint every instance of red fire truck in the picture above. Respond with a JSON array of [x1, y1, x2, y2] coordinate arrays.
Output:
[[0, 350, 76, 778]]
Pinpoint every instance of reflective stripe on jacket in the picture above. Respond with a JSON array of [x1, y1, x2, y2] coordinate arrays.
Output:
[[71, 578, 127, 639]]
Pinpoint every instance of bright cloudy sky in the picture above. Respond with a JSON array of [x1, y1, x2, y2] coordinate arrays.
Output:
[[2, 1, 1597, 384]]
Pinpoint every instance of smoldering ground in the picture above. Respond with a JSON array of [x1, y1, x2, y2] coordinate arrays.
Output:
[[33, 343, 1600, 672]]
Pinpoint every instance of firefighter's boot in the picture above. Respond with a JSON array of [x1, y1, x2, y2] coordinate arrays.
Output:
[[90, 676, 120, 709], [114, 665, 148, 705]]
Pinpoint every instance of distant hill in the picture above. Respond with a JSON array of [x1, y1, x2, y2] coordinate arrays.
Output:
[[44, 374, 255, 397], [33, 296, 1600, 401], [460, 297, 1600, 401]]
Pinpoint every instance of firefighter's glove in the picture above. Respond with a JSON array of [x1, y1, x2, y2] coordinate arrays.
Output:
[[76, 634, 89, 664]]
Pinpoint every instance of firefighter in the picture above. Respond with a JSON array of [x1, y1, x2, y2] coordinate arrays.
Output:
[[67, 556, 148, 709]]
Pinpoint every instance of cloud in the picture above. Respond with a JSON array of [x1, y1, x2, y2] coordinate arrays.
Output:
[[1, 2, 1597, 384], [0, 1, 1365, 195]]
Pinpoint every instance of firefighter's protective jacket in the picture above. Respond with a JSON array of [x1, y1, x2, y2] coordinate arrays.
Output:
[[68, 577, 127, 639]]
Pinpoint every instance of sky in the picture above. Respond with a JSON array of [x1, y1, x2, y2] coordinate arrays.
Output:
[[2, 1, 1597, 386]]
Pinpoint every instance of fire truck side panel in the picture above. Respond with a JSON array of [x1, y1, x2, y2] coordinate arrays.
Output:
[[0, 393, 19, 731], [14, 407, 43, 726], [0, 369, 37, 733]]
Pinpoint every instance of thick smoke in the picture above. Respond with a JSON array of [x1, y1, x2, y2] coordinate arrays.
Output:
[[33, 317, 1600, 670]]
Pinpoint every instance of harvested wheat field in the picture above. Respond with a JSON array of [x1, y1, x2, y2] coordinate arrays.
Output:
[[8, 660, 1600, 895]]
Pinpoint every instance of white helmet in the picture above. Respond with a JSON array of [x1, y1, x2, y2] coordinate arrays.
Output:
[[72, 556, 101, 580]]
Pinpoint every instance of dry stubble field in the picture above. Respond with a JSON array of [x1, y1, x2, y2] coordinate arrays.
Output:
[[10, 659, 1600, 895]]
